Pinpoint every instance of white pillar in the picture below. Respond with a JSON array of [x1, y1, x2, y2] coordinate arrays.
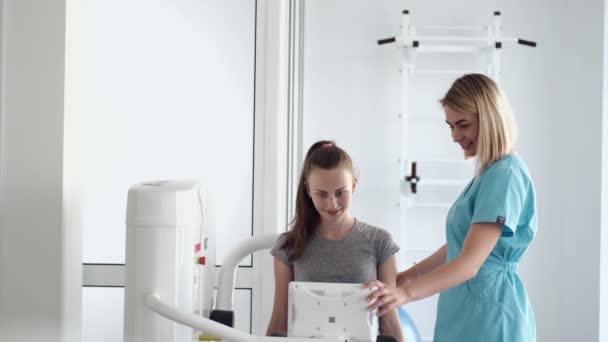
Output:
[[0, 1, 79, 342]]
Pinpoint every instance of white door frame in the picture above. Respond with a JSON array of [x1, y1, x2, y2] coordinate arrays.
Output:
[[251, 0, 304, 334]]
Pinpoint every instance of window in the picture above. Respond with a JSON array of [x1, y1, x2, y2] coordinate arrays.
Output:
[[80, 0, 257, 339]]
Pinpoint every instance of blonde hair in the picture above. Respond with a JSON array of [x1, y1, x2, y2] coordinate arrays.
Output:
[[440, 74, 517, 175]]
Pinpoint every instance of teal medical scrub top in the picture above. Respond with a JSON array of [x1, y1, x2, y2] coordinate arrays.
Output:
[[434, 154, 537, 342]]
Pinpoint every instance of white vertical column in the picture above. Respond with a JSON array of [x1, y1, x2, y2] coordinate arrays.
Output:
[[399, 10, 412, 250], [600, 2, 608, 337], [252, 0, 291, 334], [491, 11, 502, 82], [0, 1, 78, 342], [63, 0, 84, 340]]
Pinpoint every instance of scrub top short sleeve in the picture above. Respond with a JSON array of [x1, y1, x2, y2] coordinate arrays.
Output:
[[471, 163, 528, 237]]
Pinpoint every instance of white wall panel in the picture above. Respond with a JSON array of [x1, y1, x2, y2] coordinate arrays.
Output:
[[301, 0, 606, 340]]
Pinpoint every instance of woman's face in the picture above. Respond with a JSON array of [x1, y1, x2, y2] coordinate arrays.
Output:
[[306, 167, 356, 224], [444, 105, 480, 157]]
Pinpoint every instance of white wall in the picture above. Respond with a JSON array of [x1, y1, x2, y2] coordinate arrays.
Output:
[[0, 1, 81, 342], [301, 0, 606, 340], [500, 0, 604, 340], [302, 0, 403, 240]]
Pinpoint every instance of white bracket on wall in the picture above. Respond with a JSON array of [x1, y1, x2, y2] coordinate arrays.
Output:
[[377, 10, 536, 82], [376, 9, 537, 200]]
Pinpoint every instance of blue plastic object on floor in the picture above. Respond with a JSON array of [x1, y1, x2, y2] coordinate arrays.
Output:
[[397, 307, 422, 342]]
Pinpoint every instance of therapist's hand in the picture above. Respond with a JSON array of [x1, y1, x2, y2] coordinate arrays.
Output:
[[363, 280, 411, 317]]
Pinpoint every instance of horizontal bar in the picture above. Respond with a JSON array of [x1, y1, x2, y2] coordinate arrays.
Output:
[[378, 36, 536, 48], [404, 36, 520, 43], [413, 69, 484, 75], [415, 45, 484, 53], [518, 38, 537, 47], [377, 37, 396, 45], [380, 36, 535, 47], [416, 25, 486, 31]]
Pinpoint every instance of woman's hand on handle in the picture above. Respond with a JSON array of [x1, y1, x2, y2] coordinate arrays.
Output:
[[363, 280, 411, 317]]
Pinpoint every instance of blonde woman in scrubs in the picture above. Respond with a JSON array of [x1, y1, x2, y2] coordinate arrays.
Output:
[[366, 74, 537, 341]]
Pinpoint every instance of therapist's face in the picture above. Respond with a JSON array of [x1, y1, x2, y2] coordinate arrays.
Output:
[[444, 105, 479, 157]]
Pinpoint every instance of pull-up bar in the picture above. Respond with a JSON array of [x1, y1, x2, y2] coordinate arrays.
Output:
[[377, 10, 537, 49]]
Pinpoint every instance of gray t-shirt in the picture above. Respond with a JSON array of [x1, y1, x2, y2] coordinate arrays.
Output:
[[270, 219, 400, 283]]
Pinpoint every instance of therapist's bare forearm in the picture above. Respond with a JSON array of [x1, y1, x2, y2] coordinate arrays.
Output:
[[416, 244, 447, 275], [404, 255, 476, 302]]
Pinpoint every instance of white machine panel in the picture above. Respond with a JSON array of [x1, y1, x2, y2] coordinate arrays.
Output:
[[288, 282, 378, 342]]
